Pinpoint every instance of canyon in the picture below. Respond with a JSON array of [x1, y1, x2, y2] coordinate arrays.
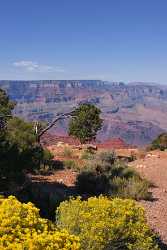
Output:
[[0, 80, 167, 146]]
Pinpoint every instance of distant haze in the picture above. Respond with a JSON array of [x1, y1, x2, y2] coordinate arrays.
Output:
[[0, 80, 167, 146]]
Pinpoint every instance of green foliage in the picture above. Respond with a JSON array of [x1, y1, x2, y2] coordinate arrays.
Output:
[[43, 148, 54, 164], [56, 196, 159, 250], [6, 117, 36, 152], [0, 89, 54, 181], [76, 153, 152, 200], [0, 88, 15, 116], [69, 104, 103, 144], [81, 151, 116, 172], [150, 133, 167, 151], [109, 176, 152, 200], [33, 147, 54, 174], [97, 151, 116, 164], [63, 159, 80, 172], [63, 159, 76, 169], [0, 117, 40, 178], [80, 149, 95, 160], [76, 171, 107, 195], [0, 88, 14, 138], [62, 147, 73, 157], [95, 151, 116, 173], [0, 196, 80, 249]]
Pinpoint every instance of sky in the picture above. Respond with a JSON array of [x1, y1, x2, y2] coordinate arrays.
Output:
[[0, 0, 167, 83]]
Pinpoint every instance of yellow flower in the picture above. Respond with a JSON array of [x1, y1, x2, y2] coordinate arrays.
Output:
[[0, 196, 80, 250], [56, 196, 159, 250]]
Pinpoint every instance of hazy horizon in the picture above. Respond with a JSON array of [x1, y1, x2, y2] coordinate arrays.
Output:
[[0, 79, 165, 86]]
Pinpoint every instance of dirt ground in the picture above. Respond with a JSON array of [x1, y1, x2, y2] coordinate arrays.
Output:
[[29, 169, 77, 187], [129, 150, 167, 245]]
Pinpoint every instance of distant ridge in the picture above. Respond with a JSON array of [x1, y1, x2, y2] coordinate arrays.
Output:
[[0, 80, 166, 146]]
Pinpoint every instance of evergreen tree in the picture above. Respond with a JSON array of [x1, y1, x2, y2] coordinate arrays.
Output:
[[69, 103, 103, 144]]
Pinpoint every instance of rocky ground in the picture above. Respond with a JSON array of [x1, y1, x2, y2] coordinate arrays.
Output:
[[129, 151, 167, 246]]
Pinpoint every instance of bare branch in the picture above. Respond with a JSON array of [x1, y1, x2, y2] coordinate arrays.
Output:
[[0, 115, 12, 118], [37, 110, 75, 141]]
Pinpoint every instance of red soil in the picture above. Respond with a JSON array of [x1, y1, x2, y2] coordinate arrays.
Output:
[[42, 133, 129, 150], [97, 138, 129, 149], [41, 133, 80, 146]]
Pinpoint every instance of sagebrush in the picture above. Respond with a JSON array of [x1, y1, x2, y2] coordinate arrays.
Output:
[[56, 196, 159, 250], [0, 196, 80, 250]]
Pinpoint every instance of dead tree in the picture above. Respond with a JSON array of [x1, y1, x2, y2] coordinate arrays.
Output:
[[0, 111, 76, 144], [35, 110, 75, 143]]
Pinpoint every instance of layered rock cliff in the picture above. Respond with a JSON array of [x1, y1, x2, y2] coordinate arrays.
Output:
[[0, 80, 166, 146]]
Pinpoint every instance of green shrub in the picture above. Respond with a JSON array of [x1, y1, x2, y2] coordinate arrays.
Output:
[[76, 171, 107, 195], [56, 196, 159, 250], [80, 149, 95, 160], [76, 160, 152, 200], [40, 148, 54, 171], [97, 151, 116, 164], [150, 133, 167, 151], [105, 164, 152, 200], [109, 176, 152, 200], [62, 147, 73, 157], [63, 159, 79, 171], [81, 151, 116, 174], [105, 161, 139, 179]]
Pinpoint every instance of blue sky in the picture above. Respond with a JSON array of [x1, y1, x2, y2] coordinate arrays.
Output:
[[0, 0, 167, 83]]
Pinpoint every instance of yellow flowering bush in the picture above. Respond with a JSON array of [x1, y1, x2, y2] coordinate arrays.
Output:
[[56, 196, 159, 250], [0, 196, 80, 250]]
